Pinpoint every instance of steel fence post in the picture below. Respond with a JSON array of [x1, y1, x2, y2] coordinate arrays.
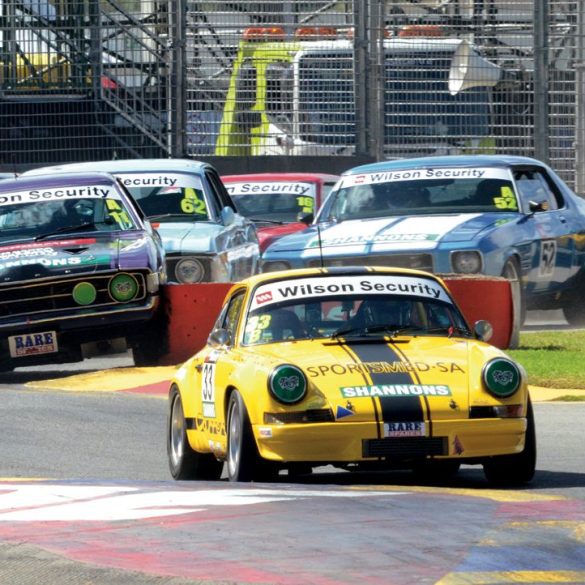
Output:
[[575, 2, 585, 195], [171, 0, 187, 157], [534, 0, 550, 164], [354, 0, 369, 157]]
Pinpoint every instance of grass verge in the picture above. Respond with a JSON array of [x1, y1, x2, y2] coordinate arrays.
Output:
[[507, 330, 585, 390]]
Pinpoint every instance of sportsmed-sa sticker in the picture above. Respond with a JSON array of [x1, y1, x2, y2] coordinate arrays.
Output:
[[249, 275, 452, 311]]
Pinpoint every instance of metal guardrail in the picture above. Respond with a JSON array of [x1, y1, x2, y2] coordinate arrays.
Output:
[[0, 1, 582, 192]]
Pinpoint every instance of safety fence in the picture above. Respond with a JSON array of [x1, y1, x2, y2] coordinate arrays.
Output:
[[0, 1, 582, 191]]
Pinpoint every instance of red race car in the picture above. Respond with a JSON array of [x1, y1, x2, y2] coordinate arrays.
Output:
[[222, 172, 339, 252]]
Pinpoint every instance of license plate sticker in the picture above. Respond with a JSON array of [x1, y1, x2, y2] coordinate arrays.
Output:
[[384, 421, 426, 437], [8, 331, 59, 358]]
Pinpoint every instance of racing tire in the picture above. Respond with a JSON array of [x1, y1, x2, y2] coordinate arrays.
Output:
[[502, 258, 524, 349], [226, 390, 262, 482], [482, 398, 536, 486], [167, 386, 223, 480], [562, 300, 585, 327]]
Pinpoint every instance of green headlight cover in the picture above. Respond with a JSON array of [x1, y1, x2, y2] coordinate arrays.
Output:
[[109, 273, 139, 302], [72, 282, 97, 305], [269, 364, 307, 404], [483, 358, 521, 398]]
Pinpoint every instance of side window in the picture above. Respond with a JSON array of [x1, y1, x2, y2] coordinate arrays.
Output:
[[219, 292, 245, 345], [207, 170, 236, 210], [202, 171, 223, 218], [322, 182, 337, 199], [514, 169, 562, 212]]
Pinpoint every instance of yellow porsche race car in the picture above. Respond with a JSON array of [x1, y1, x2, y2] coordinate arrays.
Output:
[[167, 267, 536, 484]]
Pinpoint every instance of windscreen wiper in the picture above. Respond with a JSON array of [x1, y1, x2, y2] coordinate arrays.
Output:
[[147, 213, 194, 221], [329, 324, 425, 340], [34, 222, 97, 241]]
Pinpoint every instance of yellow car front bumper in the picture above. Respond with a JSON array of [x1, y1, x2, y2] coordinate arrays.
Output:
[[254, 417, 527, 463]]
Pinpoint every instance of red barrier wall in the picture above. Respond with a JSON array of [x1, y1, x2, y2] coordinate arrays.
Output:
[[443, 275, 514, 349], [157, 275, 514, 365], [158, 283, 233, 365]]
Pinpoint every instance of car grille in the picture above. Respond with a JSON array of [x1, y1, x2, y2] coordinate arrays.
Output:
[[308, 254, 433, 272], [363, 437, 447, 458], [0, 272, 147, 320]]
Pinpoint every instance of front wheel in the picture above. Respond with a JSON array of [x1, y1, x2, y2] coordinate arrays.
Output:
[[167, 386, 223, 480], [226, 390, 262, 482], [502, 258, 524, 349], [483, 398, 536, 485]]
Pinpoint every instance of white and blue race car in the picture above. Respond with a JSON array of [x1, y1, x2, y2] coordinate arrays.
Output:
[[261, 155, 585, 334]]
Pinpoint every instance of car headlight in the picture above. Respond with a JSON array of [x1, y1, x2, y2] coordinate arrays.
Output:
[[175, 258, 204, 283], [109, 273, 139, 302], [482, 358, 521, 398], [451, 251, 482, 274], [262, 261, 291, 273], [268, 364, 307, 404], [72, 282, 97, 305]]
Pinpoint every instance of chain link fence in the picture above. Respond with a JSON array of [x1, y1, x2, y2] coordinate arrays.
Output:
[[1, 1, 582, 191]]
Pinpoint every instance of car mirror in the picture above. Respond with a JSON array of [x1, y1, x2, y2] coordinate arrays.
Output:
[[208, 328, 231, 348], [221, 206, 236, 226], [528, 200, 548, 213], [473, 320, 493, 342], [297, 211, 314, 225]]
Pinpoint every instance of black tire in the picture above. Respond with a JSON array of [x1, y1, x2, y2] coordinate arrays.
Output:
[[167, 386, 223, 480], [226, 390, 262, 482], [562, 301, 585, 327], [483, 398, 536, 485], [502, 258, 524, 349], [412, 460, 461, 480]]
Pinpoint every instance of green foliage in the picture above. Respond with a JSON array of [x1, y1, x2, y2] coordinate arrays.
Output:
[[507, 331, 585, 389]]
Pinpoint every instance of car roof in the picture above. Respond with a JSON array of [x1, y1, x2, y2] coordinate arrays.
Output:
[[0, 171, 120, 192], [221, 173, 340, 182], [236, 265, 445, 291], [22, 158, 211, 176], [343, 155, 546, 175]]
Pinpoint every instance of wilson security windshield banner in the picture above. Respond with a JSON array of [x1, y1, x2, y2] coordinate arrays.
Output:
[[249, 274, 451, 311]]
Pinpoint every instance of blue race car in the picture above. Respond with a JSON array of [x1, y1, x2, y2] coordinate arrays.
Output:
[[261, 155, 585, 340]]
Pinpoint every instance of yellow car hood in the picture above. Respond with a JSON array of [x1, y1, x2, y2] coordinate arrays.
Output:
[[248, 335, 487, 423]]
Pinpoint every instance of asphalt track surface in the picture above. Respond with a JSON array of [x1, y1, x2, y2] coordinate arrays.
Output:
[[2, 351, 585, 585]]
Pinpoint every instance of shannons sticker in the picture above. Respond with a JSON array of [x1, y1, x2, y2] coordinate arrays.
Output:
[[249, 275, 451, 310], [301, 215, 480, 255], [340, 384, 452, 398]]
